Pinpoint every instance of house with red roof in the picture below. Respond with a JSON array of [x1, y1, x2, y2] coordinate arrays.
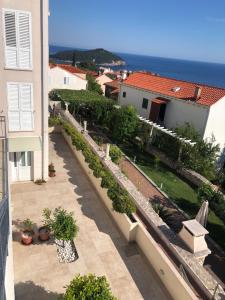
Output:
[[119, 72, 225, 163], [48, 64, 88, 91]]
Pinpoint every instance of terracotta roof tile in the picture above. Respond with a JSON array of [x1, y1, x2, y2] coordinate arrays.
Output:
[[123, 72, 225, 106], [104, 80, 120, 89]]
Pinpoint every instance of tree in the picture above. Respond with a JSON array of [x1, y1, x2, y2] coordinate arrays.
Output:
[[111, 105, 139, 142], [175, 123, 219, 180], [62, 274, 117, 300], [87, 74, 103, 95]]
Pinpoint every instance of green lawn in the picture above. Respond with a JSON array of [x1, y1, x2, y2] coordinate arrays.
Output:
[[121, 143, 225, 250]]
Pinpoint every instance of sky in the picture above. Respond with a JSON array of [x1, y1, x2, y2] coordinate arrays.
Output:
[[49, 0, 225, 64]]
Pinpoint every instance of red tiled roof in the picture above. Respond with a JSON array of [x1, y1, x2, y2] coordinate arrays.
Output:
[[57, 64, 86, 74], [104, 80, 120, 89], [123, 72, 225, 106]]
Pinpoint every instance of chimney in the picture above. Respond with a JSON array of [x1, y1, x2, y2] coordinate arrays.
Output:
[[194, 86, 202, 100]]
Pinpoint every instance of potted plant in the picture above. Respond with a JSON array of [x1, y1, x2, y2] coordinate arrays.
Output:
[[49, 162, 56, 177], [43, 207, 79, 263], [21, 218, 34, 245], [38, 208, 51, 241]]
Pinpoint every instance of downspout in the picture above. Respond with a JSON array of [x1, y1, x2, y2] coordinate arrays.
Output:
[[40, 0, 48, 180]]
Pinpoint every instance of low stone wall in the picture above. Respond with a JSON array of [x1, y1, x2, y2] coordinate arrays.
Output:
[[147, 145, 214, 188]]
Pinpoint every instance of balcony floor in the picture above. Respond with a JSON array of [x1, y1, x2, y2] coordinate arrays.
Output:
[[11, 133, 169, 300]]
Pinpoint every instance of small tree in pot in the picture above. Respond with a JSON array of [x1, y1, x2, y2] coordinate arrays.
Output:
[[43, 207, 78, 263], [62, 274, 117, 300], [49, 163, 56, 177], [21, 218, 34, 245]]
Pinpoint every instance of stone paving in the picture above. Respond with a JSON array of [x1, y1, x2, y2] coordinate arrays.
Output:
[[11, 133, 169, 300]]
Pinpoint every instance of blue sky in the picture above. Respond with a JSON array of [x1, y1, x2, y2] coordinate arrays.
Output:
[[49, 0, 225, 63]]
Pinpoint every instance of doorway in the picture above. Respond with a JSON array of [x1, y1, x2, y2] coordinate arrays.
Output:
[[10, 151, 32, 182]]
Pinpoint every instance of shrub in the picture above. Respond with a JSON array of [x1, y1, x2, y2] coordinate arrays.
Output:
[[23, 219, 34, 232], [62, 274, 117, 300], [197, 184, 225, 224], [43, 207, 78, 241], [112, 192, 136, 215], [109, 145, 123, 164], [48, 116, 61, 127]]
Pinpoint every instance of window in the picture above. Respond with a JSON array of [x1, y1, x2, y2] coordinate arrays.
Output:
[[3, 9, 32, 69], [122, 91, 126, 98], [64, 77, 69, 85], [142, 98, 148, 109], [7, 83, 34, 131]]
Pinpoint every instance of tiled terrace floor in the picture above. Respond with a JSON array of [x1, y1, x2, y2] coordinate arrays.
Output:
[[11, 133, 169, 300]]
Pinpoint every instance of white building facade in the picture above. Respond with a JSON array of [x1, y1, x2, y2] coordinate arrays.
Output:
[[119, 72, 225, 164], [49, 64, 87, 92]]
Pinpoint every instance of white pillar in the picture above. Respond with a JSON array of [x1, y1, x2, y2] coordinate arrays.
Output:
[[105, 143, 110, 160], [83, 121, 87, 132], [65, 102, 69, 111]]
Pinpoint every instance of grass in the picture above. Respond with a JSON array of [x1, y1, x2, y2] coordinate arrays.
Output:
[[121, 143, 225, 250]]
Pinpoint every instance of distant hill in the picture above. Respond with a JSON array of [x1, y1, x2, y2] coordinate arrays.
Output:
[[50, 48, 125, 65]]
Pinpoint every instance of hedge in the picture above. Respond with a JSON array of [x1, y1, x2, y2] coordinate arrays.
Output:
[[62, 121, 136, 216]]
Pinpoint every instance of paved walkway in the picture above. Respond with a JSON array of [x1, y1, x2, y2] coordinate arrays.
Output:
[[11, 133, 169, 300]]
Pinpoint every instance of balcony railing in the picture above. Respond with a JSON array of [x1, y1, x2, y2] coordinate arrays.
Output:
[[0, 116, 9, 300]]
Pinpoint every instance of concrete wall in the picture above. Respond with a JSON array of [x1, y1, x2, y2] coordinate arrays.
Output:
[[49, 66, 87, 92], [119, 84, 209, 137], [203, 96, 225, 165], [61, 128, 198, 300]]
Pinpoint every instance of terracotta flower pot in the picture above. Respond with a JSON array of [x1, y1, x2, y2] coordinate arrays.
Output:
[[21, 230, 34, 245], [49, 170, 56, 177], [38, 226, 50, 241]]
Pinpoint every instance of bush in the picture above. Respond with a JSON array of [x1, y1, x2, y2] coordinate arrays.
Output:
[[61, 120, 136, 215], [197, 184, 225, 224], [62, 274, 117, 300], [109, 145, 123, 164], [48, 116, 62, 127], [43, 207, 78, 241]]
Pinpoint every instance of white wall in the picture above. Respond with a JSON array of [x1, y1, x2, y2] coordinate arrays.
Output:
[[49, 66, 87, 91], [119, 84, 209, 136], [96, 74, 112, 95], [203, 96, 225, 165]]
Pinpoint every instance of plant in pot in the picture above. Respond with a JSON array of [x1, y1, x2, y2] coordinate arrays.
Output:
[[38, 208, 51, 241], [21, 218, 34, 245], [43, 207, 79, 263], [49, 163, 56, 177]]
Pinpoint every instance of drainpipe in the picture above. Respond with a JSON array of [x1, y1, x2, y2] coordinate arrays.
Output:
[[40, 0, 49, 180]]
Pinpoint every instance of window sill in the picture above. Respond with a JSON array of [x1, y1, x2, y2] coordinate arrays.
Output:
[[4, 67, 33, 72]]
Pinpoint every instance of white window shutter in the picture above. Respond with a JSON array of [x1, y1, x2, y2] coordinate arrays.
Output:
[[4, 11, 17, 68], [20, 84, 33, 130], [18, 12, 32, 69], [7, 84, 20, 131]]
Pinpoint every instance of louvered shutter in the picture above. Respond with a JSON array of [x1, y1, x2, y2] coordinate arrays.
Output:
[[20, 84, 33, 130], [4, 11, 17, 68], [7, 84, 20, 131], [18, 12, 32, 69]]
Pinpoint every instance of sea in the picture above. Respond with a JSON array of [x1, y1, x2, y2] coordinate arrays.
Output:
[[50, 45, 225, 88]]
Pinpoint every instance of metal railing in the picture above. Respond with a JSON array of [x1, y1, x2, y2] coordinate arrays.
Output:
[[0, 116, 9, 300]]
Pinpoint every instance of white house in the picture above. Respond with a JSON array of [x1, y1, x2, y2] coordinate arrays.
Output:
[[119, 72, 225, 164], [49, 64, 88, 91], [96, 74, 113, 95]]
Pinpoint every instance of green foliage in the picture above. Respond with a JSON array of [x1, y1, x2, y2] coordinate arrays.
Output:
[[48, 116, 62, 127], [43, 207, 78, 241], [50, 48, 123, 64], [61, 120, 136, 215], [78, 61, 98, 72], [87, 74, 103, 95], [175, 123, 219, 180], [111, 105, 139, 142], [109, 145, 123, 164], [62, 274, 117, 300], [153, 155, 160, 169], [23, 218, 34, 232], [198, 184, 225, 224]]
